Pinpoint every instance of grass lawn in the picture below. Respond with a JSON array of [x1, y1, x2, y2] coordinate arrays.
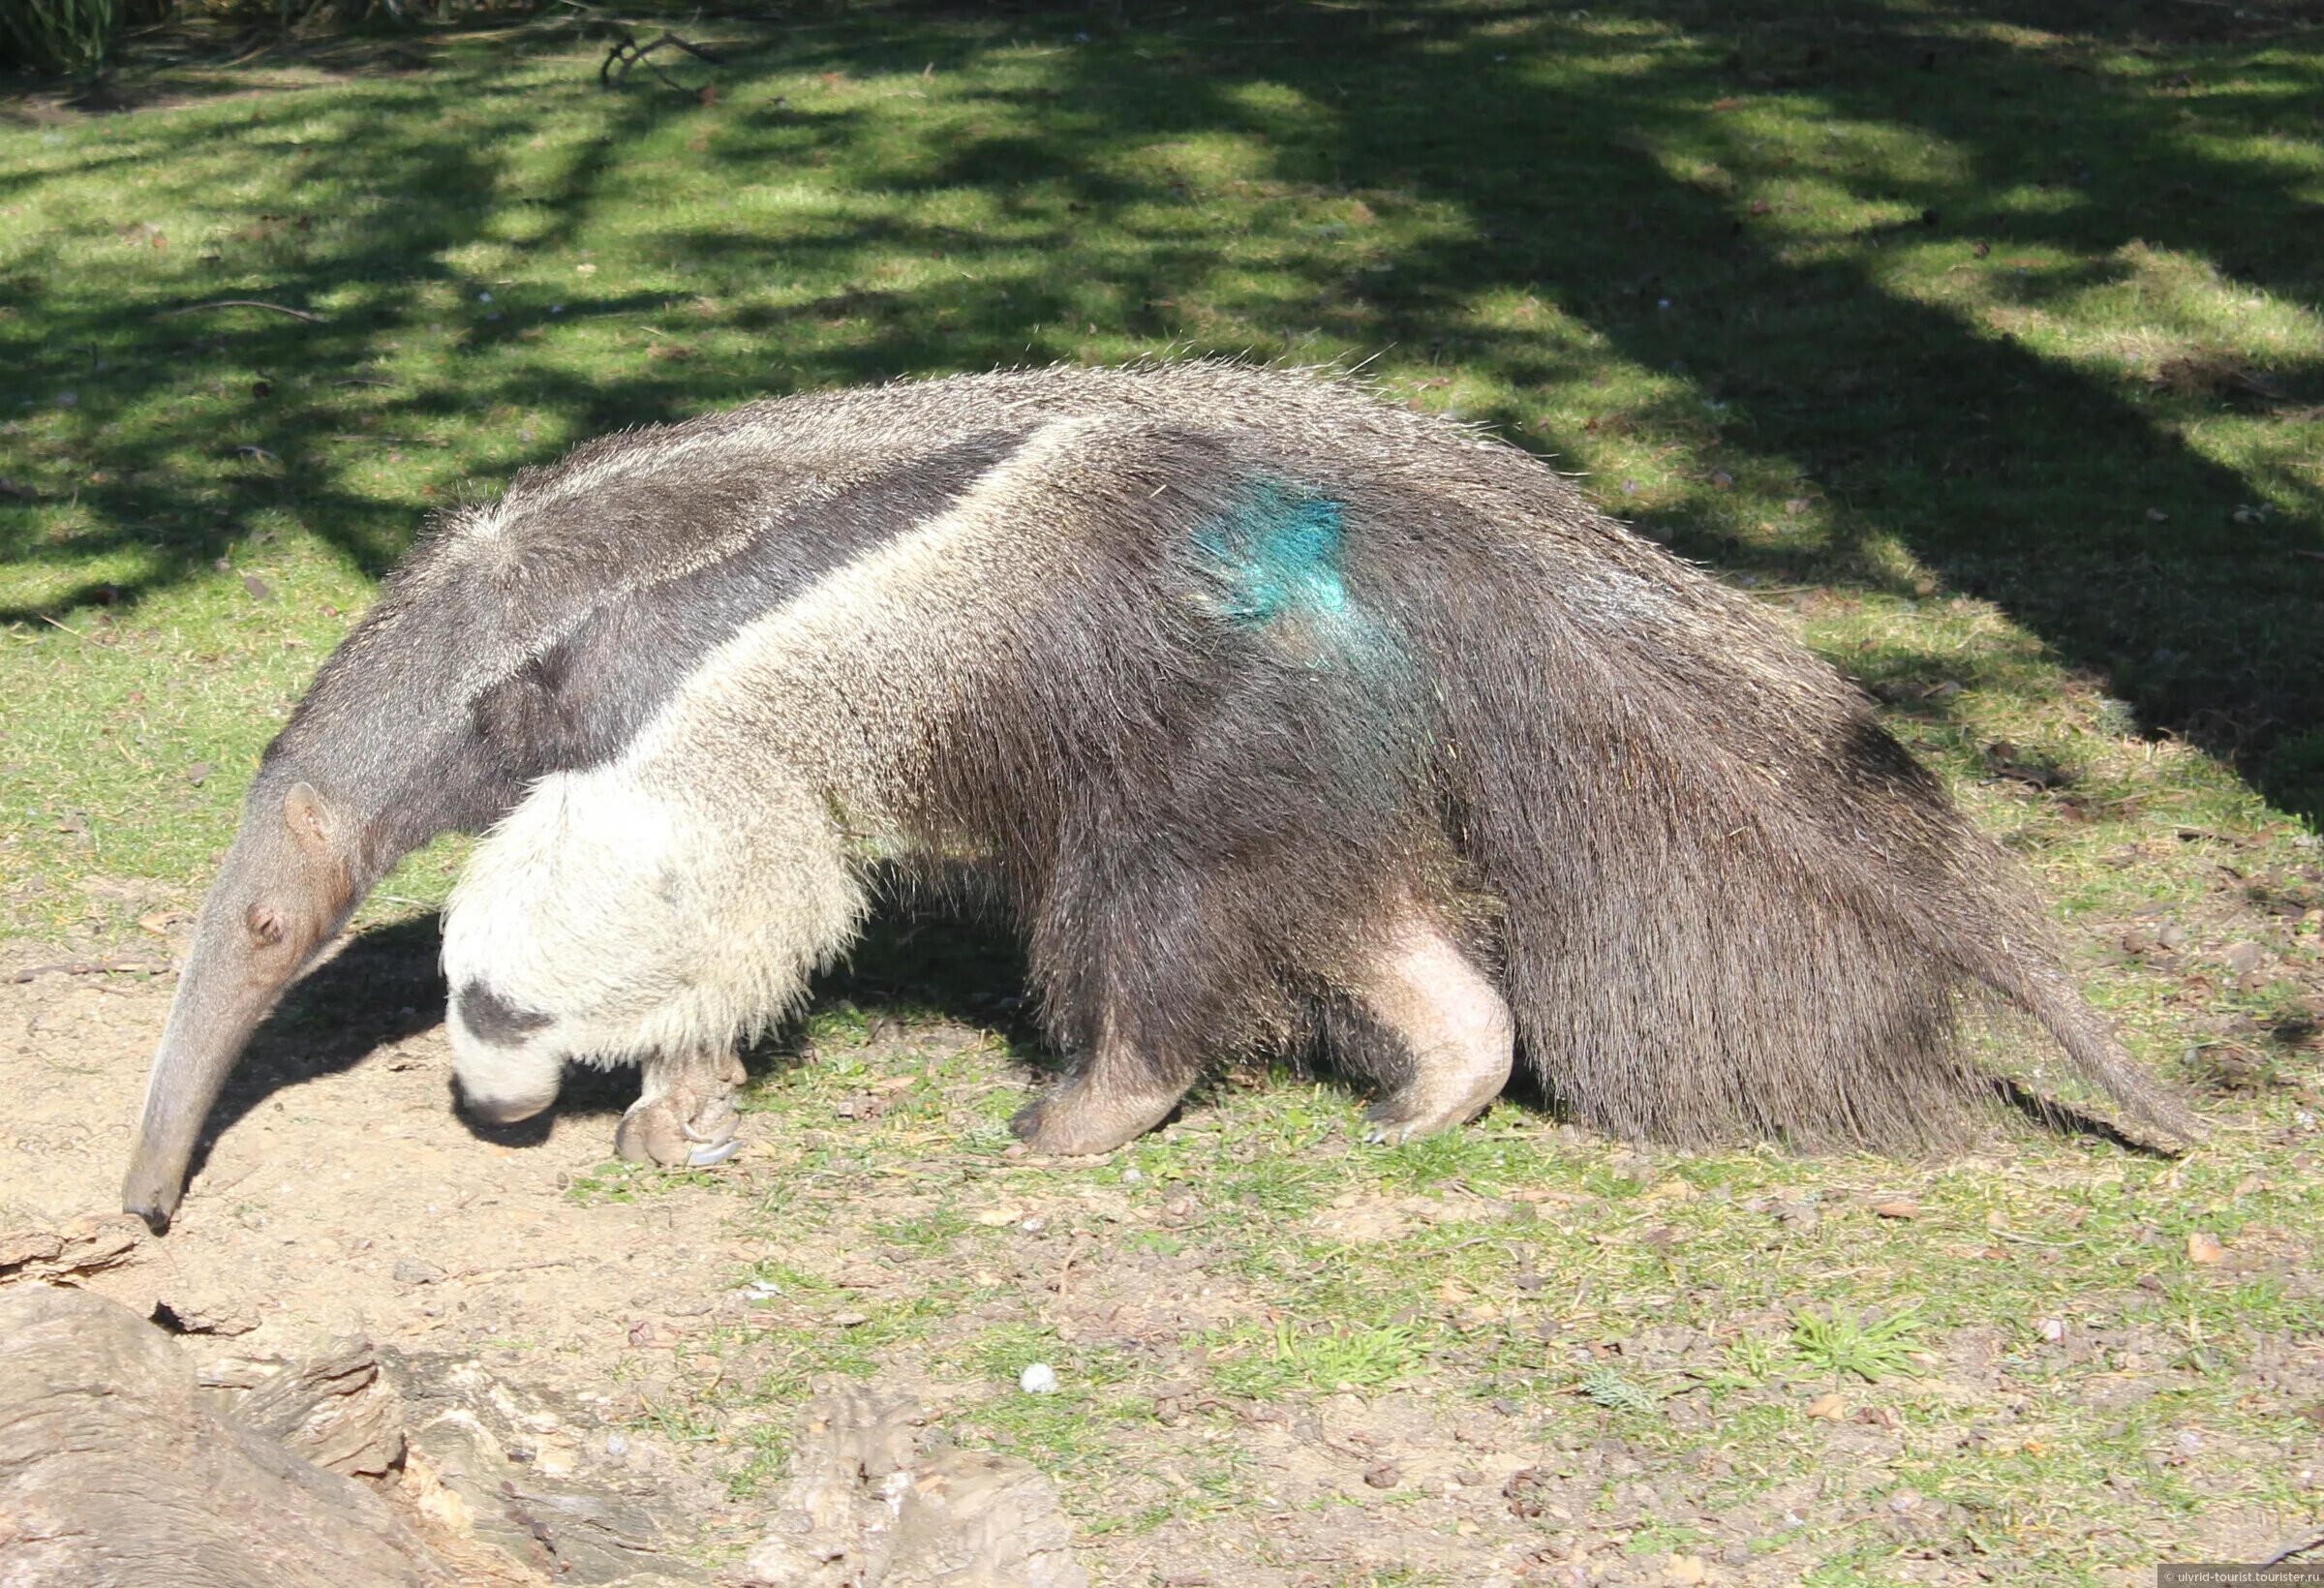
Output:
[[2, 2, 2320, 1583]]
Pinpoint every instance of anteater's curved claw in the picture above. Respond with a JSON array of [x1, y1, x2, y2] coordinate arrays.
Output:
[[617, 1047, 746, 1169], [684, 1100, 739, 1145]]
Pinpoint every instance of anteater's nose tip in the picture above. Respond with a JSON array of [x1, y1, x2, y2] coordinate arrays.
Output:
[[123, 1184, 177, 1237]]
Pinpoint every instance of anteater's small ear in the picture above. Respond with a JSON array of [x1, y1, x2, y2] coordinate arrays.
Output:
[[282, 781, 338, 862]]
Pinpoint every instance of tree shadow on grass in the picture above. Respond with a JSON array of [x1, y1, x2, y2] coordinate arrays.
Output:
[[993, 0, 2324, 815], [5, 0, 2319, 825], [0, 43, 766, 615]]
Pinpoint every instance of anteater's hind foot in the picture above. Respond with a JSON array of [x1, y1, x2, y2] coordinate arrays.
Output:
[[618, 1045, 749, 1168], [1353, 920, 1514, 1145], [1011, 1041, 1191, 1157]]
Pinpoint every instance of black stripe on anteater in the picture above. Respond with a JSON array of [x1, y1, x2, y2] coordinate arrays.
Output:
[[455, 980, 554, 1048], [470, 428, 1026, 781]]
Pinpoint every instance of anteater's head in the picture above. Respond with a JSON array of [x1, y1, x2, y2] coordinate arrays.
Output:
[[121, 771, 360, 1234]]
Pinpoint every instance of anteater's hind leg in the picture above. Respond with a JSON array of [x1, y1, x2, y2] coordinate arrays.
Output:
[[617, 1044, 749, 1168], [1010, 1021, 1196, 1157], [1350, 918, 1514, 1144]]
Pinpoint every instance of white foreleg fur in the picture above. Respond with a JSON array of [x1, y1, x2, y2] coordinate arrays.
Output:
[[441, 760, 869, 1104]]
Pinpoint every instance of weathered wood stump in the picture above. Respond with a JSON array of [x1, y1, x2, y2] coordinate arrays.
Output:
[[0, 1285, 496, 1588], [0, 1267, 1083, 1588]]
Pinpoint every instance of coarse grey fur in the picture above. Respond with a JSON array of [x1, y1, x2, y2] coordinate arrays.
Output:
[[122, 360, 2201, 1234]]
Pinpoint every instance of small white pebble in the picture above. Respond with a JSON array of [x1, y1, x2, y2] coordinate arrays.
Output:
[[604, 1433, 628, 1456], [1019, 1362, 1059, 1394], [1121, 1168, 1144, 1184], [2037, 1317, 2065, 1342], [1021, 1217, 1044, 1234]]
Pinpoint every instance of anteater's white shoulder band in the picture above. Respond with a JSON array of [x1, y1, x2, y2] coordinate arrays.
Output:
[[438, 412, 1099, 1113]]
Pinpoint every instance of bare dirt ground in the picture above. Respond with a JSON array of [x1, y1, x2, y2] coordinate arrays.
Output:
[[4, 884, 2321, 1586], [11, 914, 1574, 1584]]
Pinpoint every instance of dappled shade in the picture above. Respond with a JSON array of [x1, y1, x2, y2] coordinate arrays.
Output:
[[2, 0, 2320, 920]]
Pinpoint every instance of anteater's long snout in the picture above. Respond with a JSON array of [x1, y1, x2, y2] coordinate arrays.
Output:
[[123, 778, 364, 1233], [121, 932, 287, 1234], [126, 864, 352, 1229]]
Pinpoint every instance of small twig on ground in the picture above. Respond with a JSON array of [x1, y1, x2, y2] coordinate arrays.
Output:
[[1050, 1232, 1093, 1311], [9, 961, 173, 985], [199, 1164, 258, 1201], [154, 299, 326, 324], [599, 27, 723, 88], [1302, 1411, 1375, 1464], [2263, 1530, 2324, 1567]]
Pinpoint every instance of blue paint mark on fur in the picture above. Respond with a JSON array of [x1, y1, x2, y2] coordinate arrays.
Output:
[[1194, 481, 1352, 629], [1194, 479, 1422, 812]]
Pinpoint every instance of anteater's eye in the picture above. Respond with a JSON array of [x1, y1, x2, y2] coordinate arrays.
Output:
[[245, 902, 285, 946]]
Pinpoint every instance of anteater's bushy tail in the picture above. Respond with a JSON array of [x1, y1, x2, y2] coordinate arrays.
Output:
[[1385, 466, 2203, 1152]]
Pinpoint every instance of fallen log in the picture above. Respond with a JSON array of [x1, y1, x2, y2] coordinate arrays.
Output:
[[0, 1286, 515, 1588]]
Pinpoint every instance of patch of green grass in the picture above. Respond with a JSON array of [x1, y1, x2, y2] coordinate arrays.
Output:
[[874, 1205, 971, 1255], [562, 1158, 727, 1205], [1211, 1152, 1331, 1217], [1790, 1305, 1931, 1386], [1368, 1124, 1524, 1193], [630, 1391, 720, 1447], [799, 1002, 877, 1055], [963, 1322, 1068, 1388], [1577, 1364, 1665, 1417], [1208, 1317, 1425, 1399], [1704, 1331, 1789, 1393], [738, 1259, 838, 1298]]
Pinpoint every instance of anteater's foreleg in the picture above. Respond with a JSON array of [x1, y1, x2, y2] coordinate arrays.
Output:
[[617, 1043, 749, 1168], [1349, 918, 1514, 1144]]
